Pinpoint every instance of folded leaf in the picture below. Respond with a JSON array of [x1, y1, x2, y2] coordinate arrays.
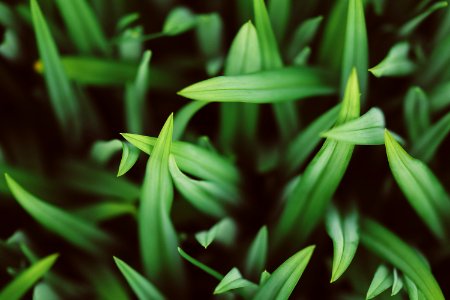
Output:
[[403, 87, 430, 142], [391, 269, 403, 296], [0, 253, 58, 300], [90, 139, 122, 165], [360, 219, 445, 300], [253, 245, 315, 300], [244, 226, 268, 278], [195, 218, 236, 248], [385, 130, 450, 239], [326, 206, 359, 283], [214, 268, 256, 295], [178, 66, 336, 103], [117, 142, 140, 177], [321, 107, 385, 145], [114, 257, 165, 300], [366, 265, 393, 299], [369, 42, 416, 77], [404, 276, 426, 300]]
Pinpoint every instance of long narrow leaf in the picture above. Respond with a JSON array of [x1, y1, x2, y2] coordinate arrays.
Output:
[[244, 226, 268, 278]]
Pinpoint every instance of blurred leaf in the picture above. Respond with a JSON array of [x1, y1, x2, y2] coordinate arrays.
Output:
[[0, 253, 58, 300], [326, 206, 359, 283], [90, 139, 122, 165], [33, 283, 59, 300], [138, 114, 185, 292], [54, 0, 109, 55], [81, 264, 130, 300], [321, 107, 385, 145], [404, 276, 426, 300], [253, 245, 315, 300], [195, 218, 237, 249], [411, 111, 450, 162], [369, 42, 416, 77], [385, 130, 450, 239], [178, 66, 336, 103], [399, 2, 448, 37], [244, 226, 268, 278], [293, 47, 311, 66], [177, 247, 223, 281], [173, 101, 208, 140], [275, 69, 360, 246], [403, 87, 430, 142], [342, 0, 368, 99], [31, 0, 82, 140], [366, 265, 393, 299], [114, 257, 165, 300], [196, 13, 223, 60], [268, 0, 291, 41], [117, 12, 140, 31], [214, 268, 257, 295], [259, 271, 271, 285], [430, 81, 450, 111], [163, 7, 197, 36], [5, 174, 113, 253], [391, 269, 403, 296], [74, 202, 136, 222], [117, 142, 140, 177], [125, 50, 152, 133], [360, 219, 445, 300], [287, 16, 323, 62]]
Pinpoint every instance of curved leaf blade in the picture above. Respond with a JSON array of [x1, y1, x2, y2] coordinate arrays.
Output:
[[244, 226, 269, 278], [366, 265, 393, 299]]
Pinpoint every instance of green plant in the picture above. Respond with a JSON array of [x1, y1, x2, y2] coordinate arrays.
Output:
[[1, 0, 450, 299]]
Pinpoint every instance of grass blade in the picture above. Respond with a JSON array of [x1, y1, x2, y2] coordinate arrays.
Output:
[[385, 130, 450, 239], [391, 269, 403, 296], [404, 276, 426, 300], [0, 253, 58, 300], [5, 174, 112, 253], [398, 2, 448, 37], [274, 69, 360, 246], [113, 257, 165, 300], [139, 114, 185, 293], [360, 219, 445, 300], [268, 0, 291, 41], [366, 265, 393, 299], [177, 247, 223, 281], [253, 245, 315, 300], [369, 42, 416, 77], [31, 0, 81, 140], [117, 142, 140, 177], [173, 101, 208, 140], [195, 218, 237, 249], [287, 16, 323, 62], [404, 87, 430, 142], [326, 206, 359, 283], [244, 226, 268, 279], [178, 66, 336, 103], [74, 202, 136, 222], [321, 107, 385, 145], [214, 268, 257, 295]]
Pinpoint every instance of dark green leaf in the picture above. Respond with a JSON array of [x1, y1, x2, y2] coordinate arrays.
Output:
[[244, 226, 268, 278]]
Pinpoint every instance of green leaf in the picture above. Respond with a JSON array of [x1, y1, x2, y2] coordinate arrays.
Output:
[[74, 202, 136, 222], [117, 142, 140, 177], [385, 130, 450, 239], [360, 219, 445, 300], [196, 13, 223, 60], [403, 86, 430, 142], [282, 105, 340, 176], [268, 0, 291, 41], [342, 0, 368, 99], [178, 66, 336, 103], [259, 271, 271, 285], [430, 81, 450, 111], [411, 111, 450, 162], [33, 283, 59, 300], [244, 226, 268, 278], [195, 218, 237, 249], [113, 257, 165, 300], [214, 268, 257, 295], [391, 269, 403, 296], [162, 7, 197, 36], [321, 107, 385, 145], [125, 50, 152, 133], [139, 114, 185, 292], [177, 247, 223, 281], [369, 42, 416, 77], [293, 47, 311, 66], [274, 69, 360, 246], [253, 245, 315, 300], [31, 0, 81, 139], [287, 16, 323, 62], [5, 174, 112, 253], [90, 139, 122, 165], [404, 276, 426, 300], [326, 206, 359, 283], [54, 0, 109, 55], [168, 155, 232, 218], [399, 2, 448, 37], [173, 101, 208, 140], [0, 253, 58, 300], [366, 265, 393, 299]]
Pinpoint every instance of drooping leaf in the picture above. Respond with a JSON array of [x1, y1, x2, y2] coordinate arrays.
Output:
[[90, 139, 122, 165], [403, 86, 430, 142], [195, 218, 237, 249], [385, 130, 450, 239], [287, 16, 323, 62], [5, 174, 112, 253], [31, 0, 81, 140], [366, 265, 393, 299], [177, 247, 223, 281], [360, 219, 445, 300], [326, 206, 359, 283], [138, 114, 185, 293], [244, 226, 268, 279], [391, 269, 403, 296], [0, 253, 58, 300], [253, 245, 315, 300], [342, 0, 368, 99], [398, 2, 448, 37], [113, 257, 165, 300], [214, 268, 257, 295], [117, 142, 140, 177], [274, 69, 360, 246], [369, 42, 416, 77], [178, 66, 336, 103], [321, 107, 385, 145]]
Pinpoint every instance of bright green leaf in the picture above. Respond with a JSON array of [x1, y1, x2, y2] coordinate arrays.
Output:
[[366, 265, 393, 299], [391, 269, 403, 296], [403, 86, 430, 142], [369, 42, 416, 77], [117, 142, 140, 177], [177, 247, 223, 281], [214, 268, 257, 295], [195, 218, 237, 249]]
